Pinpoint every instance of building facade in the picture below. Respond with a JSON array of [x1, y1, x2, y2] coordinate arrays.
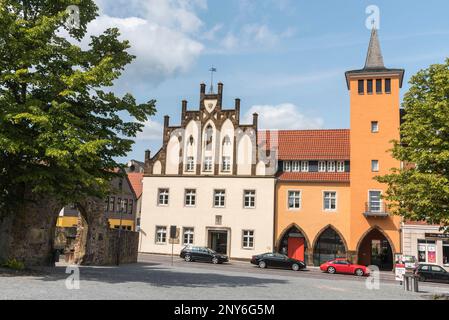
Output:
[[57, 171, 138, 231], [139, 84, 277, 259], [274, 28, 404, 270]]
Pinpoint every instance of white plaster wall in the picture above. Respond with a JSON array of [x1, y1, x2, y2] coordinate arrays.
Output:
[[140, 176, 275, 259], [166, 136, 180, 174]]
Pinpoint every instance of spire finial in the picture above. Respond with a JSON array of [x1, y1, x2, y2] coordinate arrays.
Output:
[[209, 66, 217, 94]]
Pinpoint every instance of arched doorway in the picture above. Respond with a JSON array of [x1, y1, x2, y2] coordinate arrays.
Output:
[[357, 227, 393, 271], [278, 225, 309, 263], [313, 226, 347, 266]]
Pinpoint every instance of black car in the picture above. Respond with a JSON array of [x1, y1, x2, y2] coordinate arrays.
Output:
[[251, 252, 306, 271], [414, 264, 449, 283], [180, 246, 229, 264]]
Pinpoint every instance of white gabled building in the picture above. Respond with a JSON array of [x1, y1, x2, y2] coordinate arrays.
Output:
[[139, 83, 277, 259]]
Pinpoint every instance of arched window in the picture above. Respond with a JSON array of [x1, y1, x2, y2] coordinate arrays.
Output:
[[313, 227, 346, 266], [205, 125, 213, 151]]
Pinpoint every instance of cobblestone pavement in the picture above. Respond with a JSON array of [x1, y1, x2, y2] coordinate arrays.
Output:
[[0, 254, 448, 300]]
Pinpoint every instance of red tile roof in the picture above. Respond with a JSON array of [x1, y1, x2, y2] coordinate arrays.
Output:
[[127, 173, 144, 199], [277, 172, 350, 182], [258, 129, 350, 160]]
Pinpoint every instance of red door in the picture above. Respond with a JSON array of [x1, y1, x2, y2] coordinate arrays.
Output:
[[288, 238, 305, 261]]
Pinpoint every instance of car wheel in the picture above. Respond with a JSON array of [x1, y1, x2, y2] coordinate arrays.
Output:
[[212, 257, 219, 264], [355, 268, 364, 276], [259, 261, 267, 269], [184, 255, 192, 262], [292, 263, 300, 271], [327, 266, 336, 274]]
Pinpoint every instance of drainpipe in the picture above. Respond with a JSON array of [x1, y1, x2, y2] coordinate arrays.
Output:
[[273, 178, 278, 253]]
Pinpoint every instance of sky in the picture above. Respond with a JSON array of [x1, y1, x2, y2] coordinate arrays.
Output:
[[84, 0, 449, 162]]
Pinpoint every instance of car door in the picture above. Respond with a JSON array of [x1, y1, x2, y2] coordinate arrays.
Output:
[[333, 260, 350, 274], [419, 265, 432, 280], [270, 254, 286, 268]]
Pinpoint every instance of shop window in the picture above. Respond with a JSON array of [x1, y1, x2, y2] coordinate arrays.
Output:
[[418, 239, 436, 263], [443, 241, 449, 265]]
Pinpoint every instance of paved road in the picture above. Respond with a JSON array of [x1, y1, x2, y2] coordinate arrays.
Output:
[[0, 253, 448, 300]]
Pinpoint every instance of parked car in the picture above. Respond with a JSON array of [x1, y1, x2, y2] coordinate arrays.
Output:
[[414, 264, 449, 283], [180, 245, 228, 264], [320, 258, 369, 276], [250, 252, 306, 271]]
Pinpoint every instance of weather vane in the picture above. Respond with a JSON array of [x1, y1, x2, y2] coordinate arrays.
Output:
[[209, 66, 217, 93]]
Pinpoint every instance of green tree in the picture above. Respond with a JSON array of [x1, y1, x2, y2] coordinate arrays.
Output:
[[376, 58, 449, 228], [0, 0, 156, 265]]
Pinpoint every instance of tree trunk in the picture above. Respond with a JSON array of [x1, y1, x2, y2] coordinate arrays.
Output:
[[0, 194, 61, 267]]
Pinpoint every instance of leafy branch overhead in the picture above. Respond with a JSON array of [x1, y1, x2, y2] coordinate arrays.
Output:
[[376, 58, 449, 227], [0, 0, 156, 213]]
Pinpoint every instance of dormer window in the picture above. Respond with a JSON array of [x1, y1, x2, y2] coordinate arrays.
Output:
[[301, 161, 309, 172], [283, 161, 291, 172]]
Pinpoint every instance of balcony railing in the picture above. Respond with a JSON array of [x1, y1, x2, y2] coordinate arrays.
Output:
[[364, 202, 389, 217]]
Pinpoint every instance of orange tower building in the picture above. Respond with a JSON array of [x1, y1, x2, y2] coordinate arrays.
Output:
[[274, 28, 404, 270], [345, 27, 404, 269]]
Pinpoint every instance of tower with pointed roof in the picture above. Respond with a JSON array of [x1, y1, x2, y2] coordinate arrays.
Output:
[[345, 27, 404, 268]]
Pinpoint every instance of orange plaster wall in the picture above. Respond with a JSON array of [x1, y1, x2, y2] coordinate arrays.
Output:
[[275, 182, 351, 249], [348, 75, 402, 254]]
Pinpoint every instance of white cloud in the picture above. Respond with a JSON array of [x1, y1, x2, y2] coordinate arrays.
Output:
[[244, 103, 324, 130], [217, 24, 296, 53], [136, 119, 164, 141], [68, 0, 206, 87]]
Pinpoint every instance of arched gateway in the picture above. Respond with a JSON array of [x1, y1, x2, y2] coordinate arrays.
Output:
[[277, 225, 311, 263], [357, 227, 394, 271]]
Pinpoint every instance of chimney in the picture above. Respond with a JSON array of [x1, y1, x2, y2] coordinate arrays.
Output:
[[200, 83, 206, 95], [252, 112, 258, 128], [182, 100, 187, 116], [164, 115, 170, 128], [145, 149, 151, 161], [217, 82, 223, 96], [235, 98, 240, 122]]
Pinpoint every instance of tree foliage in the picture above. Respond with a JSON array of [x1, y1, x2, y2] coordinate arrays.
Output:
[[376, 58, 449, 227], [0, 0, 156, 214]]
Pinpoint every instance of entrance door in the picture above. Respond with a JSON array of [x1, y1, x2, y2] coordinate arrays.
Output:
[[209, 231, 228, 254], [288, 237, 305, 261]]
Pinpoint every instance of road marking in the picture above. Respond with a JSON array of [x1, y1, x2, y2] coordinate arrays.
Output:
[[315, 285, 347, 292]]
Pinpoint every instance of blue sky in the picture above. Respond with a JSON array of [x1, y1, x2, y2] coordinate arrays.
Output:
[[89, 0, 449, 162]]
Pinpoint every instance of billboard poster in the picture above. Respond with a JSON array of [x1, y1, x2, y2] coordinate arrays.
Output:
[[394, 253, 406, 282]]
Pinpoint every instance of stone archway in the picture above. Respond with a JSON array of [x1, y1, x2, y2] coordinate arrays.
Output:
[[312, 225, 348, 266], [356, 226, 395, 271], [276, 224, 312, 265]]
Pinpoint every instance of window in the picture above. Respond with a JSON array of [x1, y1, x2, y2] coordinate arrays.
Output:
[[183, 228, 194, 245], [104, 196, 109, 212], [203, 156, 213, 172], [371, 121, 379, 133], [358, 80, 364, 94], [243, 190, 256, 208], [122, 199, 128, 213], [369, 191, 382, 212], [283, 161, 291, 172], [337, 161, 345, 172], [323, 192, 337, 211], [109, 196, 115, 212], [128, 199, 133, 214], [443, 241, 449, 265], [327, 161, 336, 172], [291, 161, 300, 172], [215, 215, 222, 225], [318, 161, 326, 172], [185, 189, 196, 207], [301, 161, 309, 172], [385, 78, 391, 93], [158, 189, 169, 206], [242, 230, 254, 249], [222, 156, 231, 172], [156, 226, 167, 244], [376, 79, 382, 94], [186, 156, 195, 172], [205, 125, 213, 151], [371, 160, 379, 172], [214, 189, 225, 208], [418, 239, 437, 263], [288, 191, 301, 209], [116, 198, 121, 212], [367, 79, 373, 94]]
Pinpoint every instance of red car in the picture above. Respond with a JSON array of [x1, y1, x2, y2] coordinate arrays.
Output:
[[320, 258, 369, 276]]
